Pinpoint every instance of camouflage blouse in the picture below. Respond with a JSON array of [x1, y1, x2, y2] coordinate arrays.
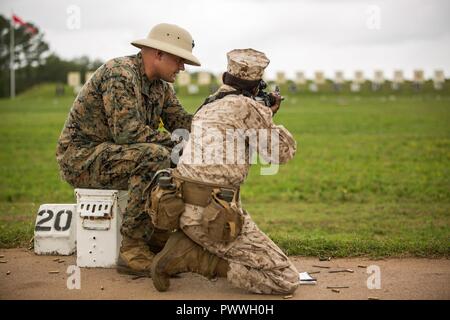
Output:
[[56, 52, 192, 164]]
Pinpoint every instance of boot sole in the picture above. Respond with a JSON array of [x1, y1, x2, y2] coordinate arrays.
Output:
[[151, 251, 171, 291], [151, 232, 187, 292]]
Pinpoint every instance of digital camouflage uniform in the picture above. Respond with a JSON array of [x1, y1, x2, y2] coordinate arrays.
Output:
[[175, 49, 299, 294], [56, 52, 192, 251]]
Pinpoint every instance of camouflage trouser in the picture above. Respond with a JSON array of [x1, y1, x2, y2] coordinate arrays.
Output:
[[179, 203, 299, 295], [58, 142, 172, 249]]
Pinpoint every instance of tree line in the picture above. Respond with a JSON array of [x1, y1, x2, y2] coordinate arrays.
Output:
[[0, 14, 103, 98]]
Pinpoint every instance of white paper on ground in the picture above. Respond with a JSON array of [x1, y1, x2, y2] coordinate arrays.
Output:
[[299, 272, 317, 285]]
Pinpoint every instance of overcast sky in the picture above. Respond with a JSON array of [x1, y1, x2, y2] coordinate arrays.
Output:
[[1, 0, 449, 80]]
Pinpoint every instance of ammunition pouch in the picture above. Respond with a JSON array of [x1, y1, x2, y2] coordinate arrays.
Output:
[[146, 170, 244, 241], [201, 192, 243, 243], [173, 171, 243, 243]]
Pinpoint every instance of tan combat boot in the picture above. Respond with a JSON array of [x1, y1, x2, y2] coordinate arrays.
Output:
[[147, 228, 172, 254], [151, 231, 229, 292], [117, 236, 155, 277]]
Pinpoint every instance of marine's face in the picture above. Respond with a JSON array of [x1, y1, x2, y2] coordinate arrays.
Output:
[[156, 51, 185, 83]]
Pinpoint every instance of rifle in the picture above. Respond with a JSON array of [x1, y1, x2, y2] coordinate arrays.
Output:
[[254, 80, 284, 107]]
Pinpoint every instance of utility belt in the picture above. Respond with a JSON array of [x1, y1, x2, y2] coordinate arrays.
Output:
[[145, 169, 244, 243]]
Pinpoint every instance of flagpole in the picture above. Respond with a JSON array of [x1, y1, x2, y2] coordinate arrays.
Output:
[[10, 11, 15, 99]]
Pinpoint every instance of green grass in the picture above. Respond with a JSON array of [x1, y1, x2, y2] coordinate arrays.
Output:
[[0, 83, 449, 257]]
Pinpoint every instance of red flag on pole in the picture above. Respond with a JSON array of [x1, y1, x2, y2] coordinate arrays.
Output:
[[12, 14, 26, 25], [12, 14, 37, 34]]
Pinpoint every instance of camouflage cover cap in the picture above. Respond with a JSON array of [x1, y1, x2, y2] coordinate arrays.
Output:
[[131, 23, 201, 66], [227, 48, 270, 81]]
